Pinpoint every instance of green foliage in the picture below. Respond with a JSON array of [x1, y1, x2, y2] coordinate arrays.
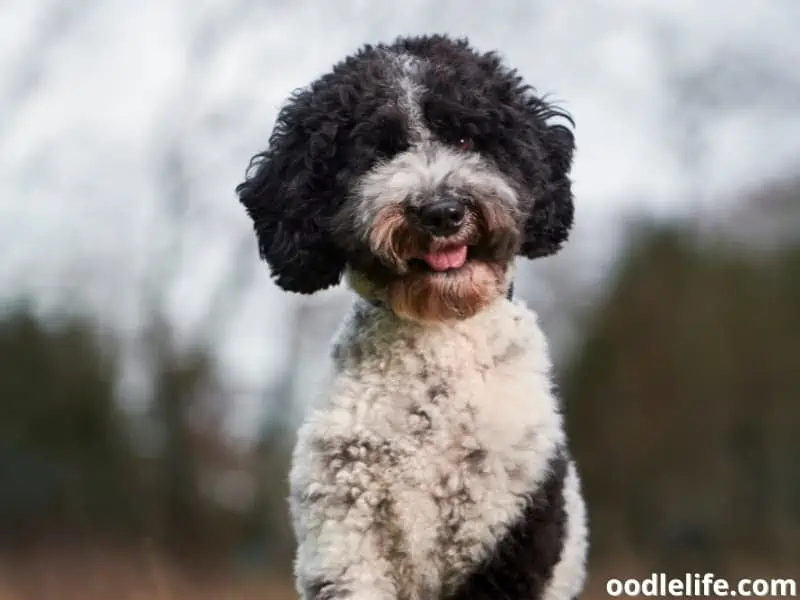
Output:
[[0, 308, 132, 540], [0, 305, 293, 568], [562, 224, 800, 569]]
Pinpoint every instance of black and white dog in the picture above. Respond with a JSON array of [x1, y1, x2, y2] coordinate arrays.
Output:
[[237, 34, 588, 600]]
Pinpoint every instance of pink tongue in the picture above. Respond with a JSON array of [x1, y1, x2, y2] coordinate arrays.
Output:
[[422, 245, 468, 271]]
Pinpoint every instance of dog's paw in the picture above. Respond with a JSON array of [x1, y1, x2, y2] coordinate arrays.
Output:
[[304, 581, 393, 600]]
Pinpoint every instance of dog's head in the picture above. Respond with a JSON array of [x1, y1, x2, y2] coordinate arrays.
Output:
[[237, 35, 575, 323]]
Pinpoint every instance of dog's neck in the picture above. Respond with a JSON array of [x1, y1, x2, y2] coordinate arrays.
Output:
[[344, 265, 516, 312]]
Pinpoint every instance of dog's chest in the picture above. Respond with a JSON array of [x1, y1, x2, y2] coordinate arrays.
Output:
[[323, 362, 547, 597], [305, 300, 562, 596], [377, 374, 544, 593]]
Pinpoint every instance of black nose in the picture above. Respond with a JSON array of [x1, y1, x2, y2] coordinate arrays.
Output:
[[418, 198, 466, 236]]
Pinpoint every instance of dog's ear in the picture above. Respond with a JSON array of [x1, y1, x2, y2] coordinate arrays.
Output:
[[236, 93, 347, 294], [518, 113, 575, 260]]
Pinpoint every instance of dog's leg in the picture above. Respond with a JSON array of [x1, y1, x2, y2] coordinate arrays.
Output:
[[542, 459, 588, 600], [446, 452, 587, 600], [291, 432, 399, 600], [294, 529, 397, 600]]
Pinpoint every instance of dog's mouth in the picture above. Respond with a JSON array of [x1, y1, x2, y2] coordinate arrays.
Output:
[[409, 244, 469, 273], [405, 238, 510, 276], [363, 200, 519, 280], [386, 239, 509, 324]]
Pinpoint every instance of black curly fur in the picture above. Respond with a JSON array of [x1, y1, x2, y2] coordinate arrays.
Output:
[[236, 34, 575, 294], [447, 448, 569, 600]]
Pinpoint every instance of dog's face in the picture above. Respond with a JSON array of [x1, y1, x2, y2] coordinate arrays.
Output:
[[237, 35, 575, 323], [336, 141, 521, 323]]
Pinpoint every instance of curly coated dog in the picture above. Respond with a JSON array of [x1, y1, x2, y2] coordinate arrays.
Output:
[[236, 34, 588, 600]]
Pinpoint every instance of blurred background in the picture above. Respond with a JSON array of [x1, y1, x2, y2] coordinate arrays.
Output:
[[1, 0, 798, 598]]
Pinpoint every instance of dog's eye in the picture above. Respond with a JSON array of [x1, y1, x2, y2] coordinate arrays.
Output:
[[458, 138, 473, 152]]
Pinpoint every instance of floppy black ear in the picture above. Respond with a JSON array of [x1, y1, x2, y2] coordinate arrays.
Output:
[[236, 92, 347, 294], [518, 118, 576, 260]]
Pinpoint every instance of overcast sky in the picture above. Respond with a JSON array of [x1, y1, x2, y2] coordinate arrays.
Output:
[[2, 0, 799, 436]]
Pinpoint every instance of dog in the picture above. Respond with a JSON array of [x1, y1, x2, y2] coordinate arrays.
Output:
[[236, 34, 587, 600]]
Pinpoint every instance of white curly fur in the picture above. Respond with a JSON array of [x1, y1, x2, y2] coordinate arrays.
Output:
[[288, 272, 587, 600]]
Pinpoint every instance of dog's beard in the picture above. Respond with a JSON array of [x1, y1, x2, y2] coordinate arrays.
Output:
[[387, 261, 505, 323], [364, 199, 518, 323]]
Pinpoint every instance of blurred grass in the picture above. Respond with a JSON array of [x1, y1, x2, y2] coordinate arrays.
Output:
[[0, 547, 297, 600], [0, 549, 795, 600]]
